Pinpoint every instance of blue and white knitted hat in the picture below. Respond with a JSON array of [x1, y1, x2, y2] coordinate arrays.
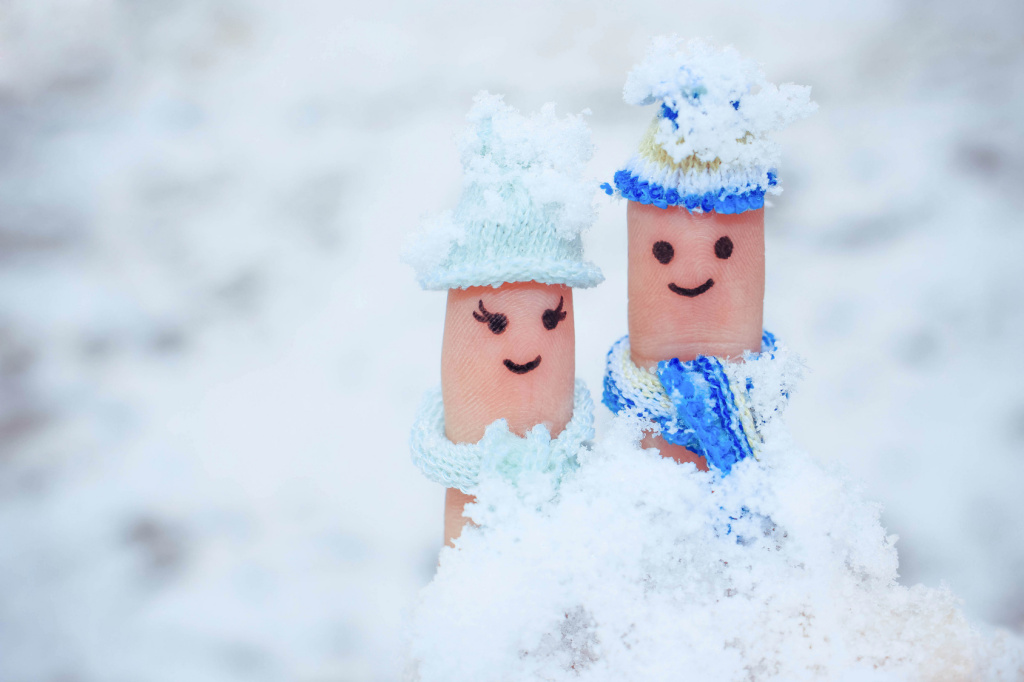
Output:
[[602, 37, 816, 215], [406, 92, 604, 290]]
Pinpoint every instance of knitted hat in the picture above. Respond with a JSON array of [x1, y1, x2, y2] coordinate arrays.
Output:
[[405, 92, 604, 290], [601, 37, 816, 215]]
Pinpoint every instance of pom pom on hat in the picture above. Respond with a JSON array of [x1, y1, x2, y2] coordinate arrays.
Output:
[[602, 37, 817, 215], [405, 92, 603, 290]]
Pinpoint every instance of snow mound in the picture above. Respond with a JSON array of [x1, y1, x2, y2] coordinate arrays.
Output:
[[407, 416, 1024, 681], [624, 36, 817, 171]]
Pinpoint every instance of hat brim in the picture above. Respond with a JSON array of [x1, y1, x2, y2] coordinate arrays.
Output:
[[419, 257, 604, 291]]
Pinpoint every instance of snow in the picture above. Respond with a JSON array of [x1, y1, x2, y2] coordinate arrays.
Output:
[[410, 416, 1023, 680], [1, 0, 1023, 680], [623, 37, 817, 172], [458, 93, 595, 240], [403, 91, 596, 283]]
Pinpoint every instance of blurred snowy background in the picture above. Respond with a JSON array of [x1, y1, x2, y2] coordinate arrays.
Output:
[[1, 0, 1022, 679]]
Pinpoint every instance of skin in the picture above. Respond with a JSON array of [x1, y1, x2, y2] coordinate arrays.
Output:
[[441, 281, 576, 545], [627, 201, 765, 468]]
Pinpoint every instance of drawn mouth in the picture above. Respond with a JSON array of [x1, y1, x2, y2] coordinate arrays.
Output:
[[668, 278, 715, 298], [504, 356, 542, 374]]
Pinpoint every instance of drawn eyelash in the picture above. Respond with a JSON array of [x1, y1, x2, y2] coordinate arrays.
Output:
[[472, 300, 508, 334], [542, 296, 567, 331]]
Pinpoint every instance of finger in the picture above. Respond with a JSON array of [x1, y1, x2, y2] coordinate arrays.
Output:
[[627, 202, 764, 469], [627, 202, 764, 369], [442, 282, 576, 443], [441, 281, 576, 545], [602, 38, 814, 471], [444, 488, 476, 548]]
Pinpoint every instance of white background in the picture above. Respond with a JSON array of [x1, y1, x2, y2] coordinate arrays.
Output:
[[1, 0, 1022, 679]]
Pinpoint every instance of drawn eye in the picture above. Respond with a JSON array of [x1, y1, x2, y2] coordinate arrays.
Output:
[[652, 241, 674, 264], [542, 296, 567, 331], [714, 236, 733, 260], [472, 300, 507, 334]]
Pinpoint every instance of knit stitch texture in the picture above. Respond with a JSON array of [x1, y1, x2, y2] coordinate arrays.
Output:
[[409, 379, 595, 493], [602, 37, 816, 215], [603, 331, 790, 474], [405, 92, 603, 290]]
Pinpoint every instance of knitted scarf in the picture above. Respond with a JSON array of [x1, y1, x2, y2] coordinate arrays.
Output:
[[603, 331, 782, 475], [410, 379, 595, 494]]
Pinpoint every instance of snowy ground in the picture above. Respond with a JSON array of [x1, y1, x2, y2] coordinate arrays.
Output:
[[1, 1, 1022, 680]]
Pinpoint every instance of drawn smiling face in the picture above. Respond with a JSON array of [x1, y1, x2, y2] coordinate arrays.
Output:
[[627, 202, 765, 367], [653, 235, 734, 297], [441, 281, 576, 440], [471, 295, 567, 374]]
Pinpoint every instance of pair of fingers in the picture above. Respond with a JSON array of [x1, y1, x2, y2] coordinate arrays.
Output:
[[442, 202, 766, 544]]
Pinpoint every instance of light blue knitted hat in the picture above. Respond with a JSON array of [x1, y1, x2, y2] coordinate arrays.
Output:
[[406, 92, 603, 290]]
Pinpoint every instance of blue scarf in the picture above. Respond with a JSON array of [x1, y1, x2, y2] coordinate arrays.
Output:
[[603, 331, 780, 475]]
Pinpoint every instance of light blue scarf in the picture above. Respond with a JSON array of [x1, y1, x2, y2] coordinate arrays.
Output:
[[410, 380, 595, 494]]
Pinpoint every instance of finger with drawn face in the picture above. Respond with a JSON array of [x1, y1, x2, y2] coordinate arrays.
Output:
[[441, 281, 575, 544], [629, 203, 765, 367], [602, 39, 815, 471], [405, 93, 602, 548], [627, 203, 765, 468]]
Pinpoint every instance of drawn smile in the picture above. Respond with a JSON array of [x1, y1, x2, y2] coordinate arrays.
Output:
[[504, 356, 542, 374], [668, 278, 715, 298]]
